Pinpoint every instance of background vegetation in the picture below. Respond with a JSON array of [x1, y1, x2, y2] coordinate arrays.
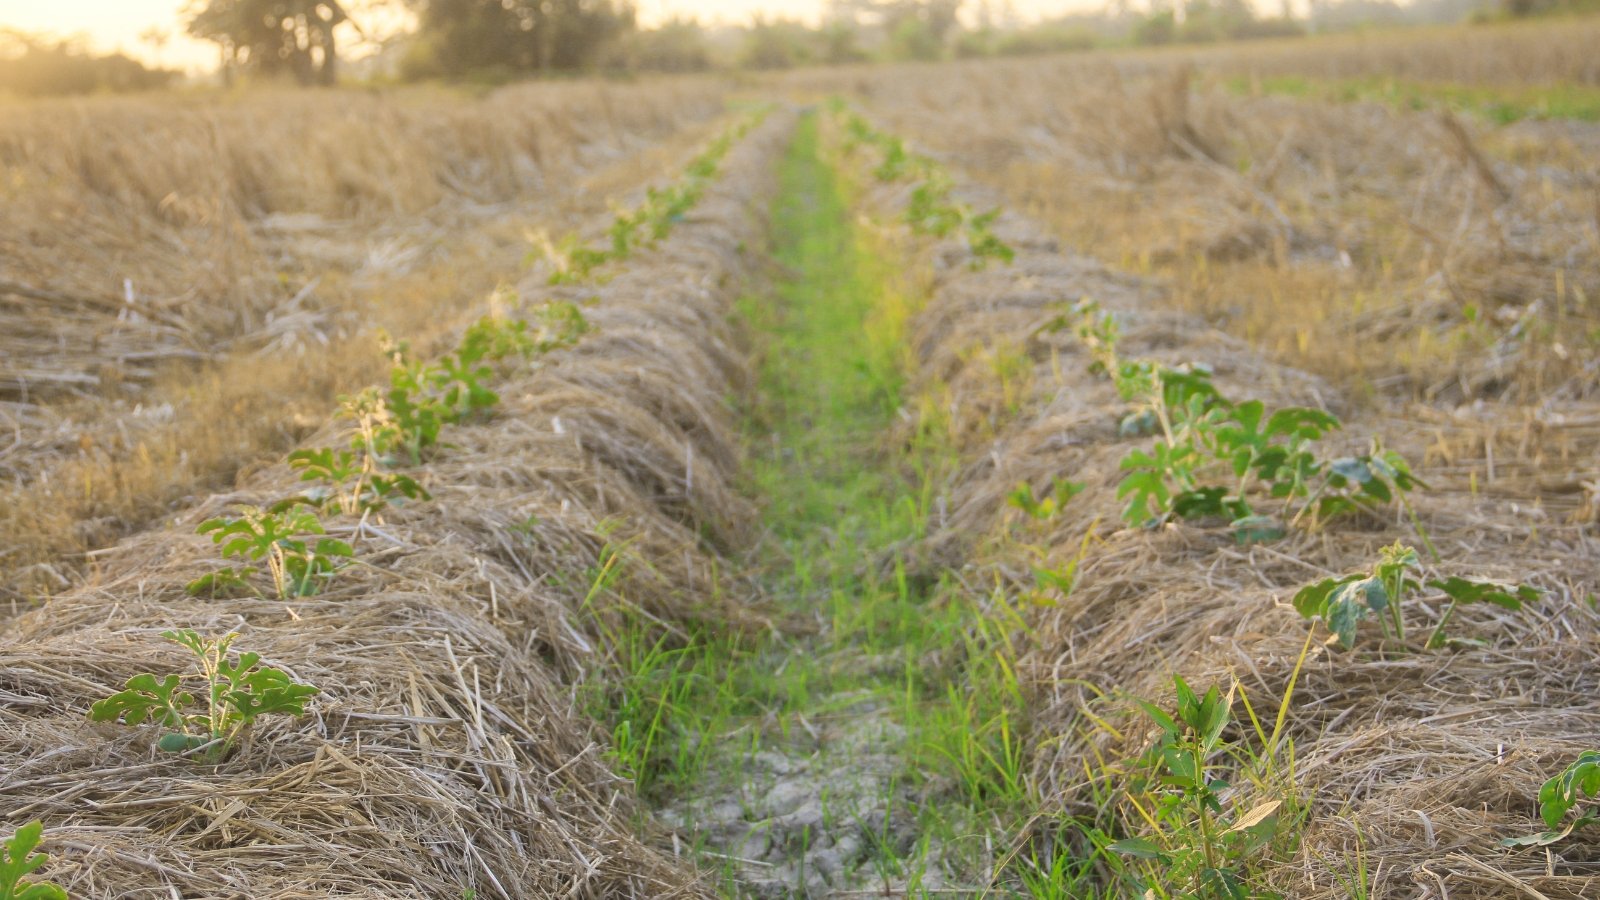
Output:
[[5, 0, 1595, 95]]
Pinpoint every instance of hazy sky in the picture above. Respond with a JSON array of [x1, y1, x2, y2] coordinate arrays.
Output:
[[0, 1, 1081, 72]]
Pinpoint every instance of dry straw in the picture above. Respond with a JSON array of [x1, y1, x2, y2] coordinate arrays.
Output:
[[795, 48, 1600, 416], [0, 80, 735, 601], [0, 79, 729, 477], [839, 107, 1600, 897], [0, 111, 795, 898]]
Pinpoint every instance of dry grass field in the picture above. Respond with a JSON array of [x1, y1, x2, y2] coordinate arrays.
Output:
[[2, 16, 1599, 900], [0, 80, 731, 600]]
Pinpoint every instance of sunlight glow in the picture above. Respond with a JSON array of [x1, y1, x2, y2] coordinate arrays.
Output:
[[0, 1, 1081, 73]]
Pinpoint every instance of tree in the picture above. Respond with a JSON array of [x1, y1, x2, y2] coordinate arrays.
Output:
[[606, 17, 711, 73], [737, 17, 815, 70], [819, 21, 868, 64], [186, 0, 357, 85], [402, 0, 634, 80]]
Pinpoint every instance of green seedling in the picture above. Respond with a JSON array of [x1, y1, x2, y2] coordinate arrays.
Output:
[[527, 301, 592, 351], [1504, 751, 1600, 847], [906, 177, 961, 237], [1291, 543, 1537, 649], [541, 111, 762, 284], [1040, 299, 1124, 373], [1048, 298, 1424, 535], [1291, 542, 1416, 649], [1421, 575, 1539, 648], [0, 822, 65, 900], [376, 312, 588, 463], [547, 233, 612, 284], [608, 204, 642, 256], [89, 630, 318, 762], [1007, 477, 1085, 521], [286, 446, 428, 516], [965, 208, 1015, 267], [1307, 442, 1426, 523], [832, 102, 1017, 269], [1116, 366, 1232, 523], [284, 307, 588, 519], [1112, 369, 1421, 533], [1112, 676, 1283, 899], [381, 354, 453, 463], [1041, 298, 1122, 379], [874, 136, 910, 181], [189, 505, 352, 599], [433, 349, 499, 420]]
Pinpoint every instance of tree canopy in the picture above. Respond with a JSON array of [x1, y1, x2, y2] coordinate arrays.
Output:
[[185, 0, 355, 85], [401, 0, 635, 80]]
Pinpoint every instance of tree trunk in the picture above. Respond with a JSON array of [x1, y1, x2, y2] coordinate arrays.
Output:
[[317, 15, 338, 86]]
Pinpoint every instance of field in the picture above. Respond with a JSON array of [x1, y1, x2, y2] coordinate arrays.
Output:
[[2, 16, 1599, 900]]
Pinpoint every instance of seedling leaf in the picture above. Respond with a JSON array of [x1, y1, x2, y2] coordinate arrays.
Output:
[[89, 673, 191, 730], [0, 822, 66, 900], [1108, 836, 1168, 860]]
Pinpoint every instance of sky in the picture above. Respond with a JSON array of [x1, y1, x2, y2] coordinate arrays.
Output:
[[0, 1, 1081, 73]]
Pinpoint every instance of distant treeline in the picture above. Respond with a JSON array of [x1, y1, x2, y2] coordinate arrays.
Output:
[[0, 32, 178, 97], [2, 0, 1590, 96], [391, 0, 1511, 78]]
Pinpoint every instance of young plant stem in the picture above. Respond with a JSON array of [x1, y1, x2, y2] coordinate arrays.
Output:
[[1194, 741, 1220, 876], [1425, 601, 1458, 650], [1386, 566, 1407, 644], [1400, 492, 1440, 562]]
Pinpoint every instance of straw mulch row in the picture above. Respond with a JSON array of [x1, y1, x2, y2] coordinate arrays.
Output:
[[0, 111, 794, 898], [844, 122, 1600, 897], [797, 58, 1600, 539], [0, 79, 731, 481]]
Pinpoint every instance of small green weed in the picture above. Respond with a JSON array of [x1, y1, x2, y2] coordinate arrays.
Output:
[[1111, 676, 1286, 900], [1008, 477, 1086, 521], [90, 630, 318, 762], [1229, 74, 1600, 124]]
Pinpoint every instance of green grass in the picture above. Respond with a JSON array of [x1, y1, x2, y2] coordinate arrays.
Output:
[[1227, 73, 1600, 123], [579, 110, 1044, 892], [578, 105, 1323, 899]]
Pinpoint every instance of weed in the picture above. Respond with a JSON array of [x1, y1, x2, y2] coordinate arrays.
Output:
[[1230, 73, 1600, 124], [1292, 542, 1538, 649], [0, 822, 65, 900], [1008, 477, 1086, 522], [89, 630, 317, 762], [1111, 676, 1285, 899]]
